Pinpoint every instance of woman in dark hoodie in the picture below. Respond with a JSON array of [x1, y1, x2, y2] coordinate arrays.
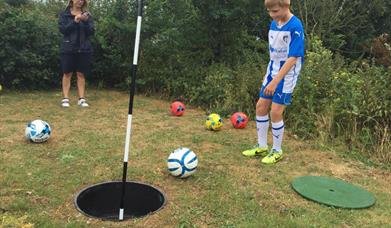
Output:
[[59, 0, 94, 107]]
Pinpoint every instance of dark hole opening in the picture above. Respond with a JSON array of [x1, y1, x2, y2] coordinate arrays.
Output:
[[75, 181, 166, 221]]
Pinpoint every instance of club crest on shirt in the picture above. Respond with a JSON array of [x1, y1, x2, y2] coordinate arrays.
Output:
[[283, 35, 289, 43]]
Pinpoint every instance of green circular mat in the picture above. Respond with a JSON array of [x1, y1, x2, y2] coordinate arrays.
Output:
[[291, 176, 376, 209]]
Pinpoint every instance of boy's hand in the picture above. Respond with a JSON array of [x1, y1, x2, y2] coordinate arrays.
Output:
[[264, 80, 278, 96]]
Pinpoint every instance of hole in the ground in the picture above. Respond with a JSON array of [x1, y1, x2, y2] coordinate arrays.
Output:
[[75, 181, 166, 221]]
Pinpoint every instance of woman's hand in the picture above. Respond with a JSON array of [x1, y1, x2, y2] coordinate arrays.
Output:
[[74, 15, 81, 23], [80, 12, 89, 21]]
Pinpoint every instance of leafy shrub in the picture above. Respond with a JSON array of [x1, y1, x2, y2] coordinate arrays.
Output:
[[91, 0, 137, 88], [189, 60, 263, 116], [0, 2, 61, 89], [330, 64, 391, 161], [287, 36, 339, 138], [5, 0, 28, 7], [288, 36, 391, 162]]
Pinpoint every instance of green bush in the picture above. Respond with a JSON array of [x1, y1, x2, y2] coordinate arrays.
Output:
[[288, 36, 390, 162], [287, 36, 340, 138], [189, 59, 263, 116], [330, 65, 391, 161], [91, 0, 137, 88], [0, 2, 61, 89], [5, 0, 28, 7]]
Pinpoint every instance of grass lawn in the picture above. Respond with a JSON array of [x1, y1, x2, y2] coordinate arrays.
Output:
[[1, 89, 390, 227]]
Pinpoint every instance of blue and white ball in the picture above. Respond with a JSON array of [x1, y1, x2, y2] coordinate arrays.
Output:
[[25, 119, 51, 143], [167, 147, 198, 178]]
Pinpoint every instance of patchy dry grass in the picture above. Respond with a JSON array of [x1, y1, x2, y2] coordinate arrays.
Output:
[[1, 89, 390, 227]]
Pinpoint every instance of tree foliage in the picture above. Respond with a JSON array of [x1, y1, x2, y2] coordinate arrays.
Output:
[[0, 0, 60, 89]]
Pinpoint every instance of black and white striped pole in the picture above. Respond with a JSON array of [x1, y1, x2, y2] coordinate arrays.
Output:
[[119, 0, 144, 221], [74, 0, 165, 220]]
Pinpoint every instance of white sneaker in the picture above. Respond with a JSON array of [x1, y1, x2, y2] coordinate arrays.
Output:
[[61, 98, 70, 107], [77, 98, 89, 107]]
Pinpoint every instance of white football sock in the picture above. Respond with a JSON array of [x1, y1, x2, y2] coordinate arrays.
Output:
[[256, 115, 269, 148], [272, 120, 284, 152]]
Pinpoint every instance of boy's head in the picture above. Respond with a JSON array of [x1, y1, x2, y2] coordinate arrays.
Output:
[[264, 0, 290, 8], [265, 0, 291, 21]]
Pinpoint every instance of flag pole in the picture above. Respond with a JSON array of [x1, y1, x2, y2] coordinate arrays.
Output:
[[119, 0, 144, 220]]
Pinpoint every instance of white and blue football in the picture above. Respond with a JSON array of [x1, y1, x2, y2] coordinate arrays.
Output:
[[25, 119, 51, 143], [167, 147, 198, 178]]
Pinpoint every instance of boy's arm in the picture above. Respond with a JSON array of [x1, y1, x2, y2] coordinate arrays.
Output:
[[263, 57, 298, 96]]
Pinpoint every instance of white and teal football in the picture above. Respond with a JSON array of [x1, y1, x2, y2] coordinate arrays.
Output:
[[167, 147, 198, 178], [25, 119, 51, 143]]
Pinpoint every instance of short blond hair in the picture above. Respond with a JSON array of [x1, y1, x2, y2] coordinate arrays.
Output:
[[265, 0, 290, 8], [67, 0, 88, 11]]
